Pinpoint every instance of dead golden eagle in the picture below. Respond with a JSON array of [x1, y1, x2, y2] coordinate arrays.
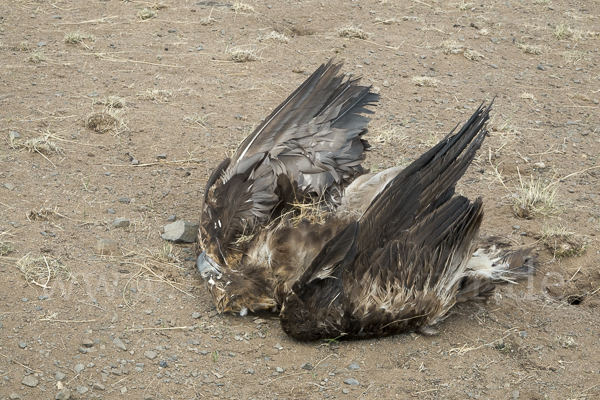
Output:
[[196, 60, 532, 341]]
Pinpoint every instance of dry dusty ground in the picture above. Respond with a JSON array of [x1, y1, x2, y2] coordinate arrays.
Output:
[[1, 0, 600, 399]]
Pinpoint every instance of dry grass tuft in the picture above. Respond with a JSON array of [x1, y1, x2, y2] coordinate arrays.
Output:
[[27, 208, 59, 221], [521, 92, 536, 101], [138, 8, 157, 20], [151, 1, 169, 10], [150, 243, 177, 263], [136, 89, 173, 102], [463, 49, 485, 61], [553, 23, 573, 40], [184, 113, 213, 127], [441, 39, 464, 55], [259, 31, 290, 44], [63, 32, 95, 45], [21, 137, 63, 155], [372, 125, 408, 147], [518, 43, 542, 55], [288, 199, 331, 227], [336, 25, 370, 40], [98, 95, 127, 109], [86, 107, 127, 134], [564, 50, 588, 63], [199, 7, 216, 25], [19, 41, 30, 51], [27, 50, 47, 63], [232, 2, 255, 13], [227, 46, 259, 62], [541, 225, 587, 258], [456, 0, 474, 10], [374, 17, 397, 25], [0, 241, 13, 256], [411, 76, 440, 87], [16, 254, 71, 289], [513, 171, 559, 219]]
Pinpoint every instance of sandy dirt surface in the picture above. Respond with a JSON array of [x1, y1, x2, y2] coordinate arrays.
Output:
[[1, 0, 600, 399]]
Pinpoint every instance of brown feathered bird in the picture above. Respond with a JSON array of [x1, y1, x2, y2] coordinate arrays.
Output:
[[196, 60, 532, 341]]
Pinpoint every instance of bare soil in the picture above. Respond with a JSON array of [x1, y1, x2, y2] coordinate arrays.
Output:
[[1, 1, 600, 399]]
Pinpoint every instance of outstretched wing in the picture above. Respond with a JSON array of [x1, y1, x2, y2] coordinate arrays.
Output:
[[199, 60, 378, 263], [280, 103, 493, 340]]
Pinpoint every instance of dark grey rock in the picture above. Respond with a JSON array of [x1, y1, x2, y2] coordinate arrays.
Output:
[[156, 153, 167, 160], [118, 196, 131, 204], [167, 214, 176, 222], [159, 360, 168, 368], [300, 363, 313, 371], [348, 363, 360, 370], [161, 220, 199, 243]]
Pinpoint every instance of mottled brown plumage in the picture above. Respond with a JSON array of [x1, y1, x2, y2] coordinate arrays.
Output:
[[195, 60, 533, 340]]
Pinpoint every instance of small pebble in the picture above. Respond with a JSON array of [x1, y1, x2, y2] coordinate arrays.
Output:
[[9, 393, 21, 400], [76, 386, 88, 394], [191, 312, 202, 319], [301, 363, 313, 371], [159, 360, 168, 368], [107, 208, 116, 214], [157, 153, 167, 160], [113, 338, 127, 351], [22, 376, 39, 387], [112, 218, 131, 228], [55, 389, 71, 400], [118, 196, 131, 204], [19, 342, 27, 349], [55, 371, 66, 381], [162, 220, 199, 243], [93, 382, 106, 390], [344, 378, 359, 386], [245, 369, 255, 374], [74, 364, 85, 373], [348, 363, 360, 370], [9, 131, 21, 139], [144, 350, 157, 360]]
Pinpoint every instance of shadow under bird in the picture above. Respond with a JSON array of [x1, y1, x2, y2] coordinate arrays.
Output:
[[195, 60, 533, 341]]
